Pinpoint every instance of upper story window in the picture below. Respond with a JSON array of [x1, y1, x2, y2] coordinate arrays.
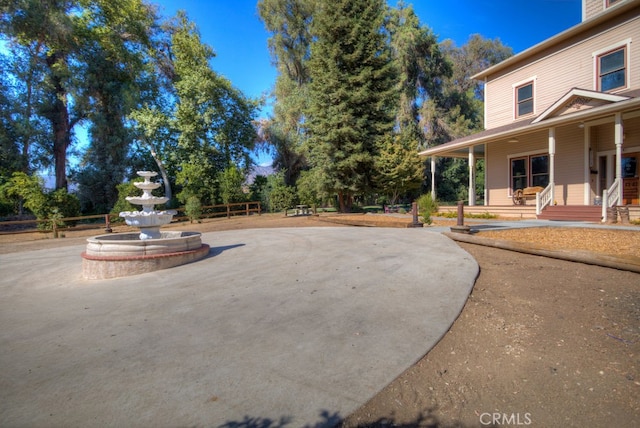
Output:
[[606, 0, 623, 7], [515, 81, 534, 118], [597, 46, 627, 91]]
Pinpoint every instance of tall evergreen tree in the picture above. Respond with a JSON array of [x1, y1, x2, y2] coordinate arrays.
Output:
[[306, 0, 397, 212]]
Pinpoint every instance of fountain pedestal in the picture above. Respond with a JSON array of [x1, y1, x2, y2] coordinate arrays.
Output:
[[81, 171, 209, 280]]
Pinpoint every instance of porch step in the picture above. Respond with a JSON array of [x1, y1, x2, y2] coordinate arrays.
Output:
[[537, 205, 602, 222]]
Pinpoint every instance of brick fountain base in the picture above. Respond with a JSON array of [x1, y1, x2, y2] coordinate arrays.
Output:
[[81, 231, 209, 280]]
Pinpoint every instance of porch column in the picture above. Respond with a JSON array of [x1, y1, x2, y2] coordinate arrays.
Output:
[[549, 128, 556, 204], [614, 113, 624, 206], [430, 157, 436, 200], [468, 147, 476, 206], [583, 124, 591, 205], [615, 113, 623, 181]]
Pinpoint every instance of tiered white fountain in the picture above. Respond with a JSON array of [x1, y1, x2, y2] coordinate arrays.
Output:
[[120, 171, 176, 240], [81, 171, 209, 280]]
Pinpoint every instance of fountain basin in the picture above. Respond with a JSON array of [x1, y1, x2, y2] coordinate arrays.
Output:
[[82, 231, 209, 279]]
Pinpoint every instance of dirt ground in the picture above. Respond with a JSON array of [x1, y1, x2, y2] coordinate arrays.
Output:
[[1, 213, 639, 427]]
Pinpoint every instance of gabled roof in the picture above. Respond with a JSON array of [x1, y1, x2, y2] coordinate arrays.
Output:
[[532, 88, 630, 123]]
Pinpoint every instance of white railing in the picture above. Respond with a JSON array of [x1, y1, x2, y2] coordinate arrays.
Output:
[[536, 183, 553, 215], [602, 178, 622, 221]]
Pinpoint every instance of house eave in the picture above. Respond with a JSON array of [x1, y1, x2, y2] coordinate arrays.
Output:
[[418, 96, 640, 158], [471, 0, 640, 81]]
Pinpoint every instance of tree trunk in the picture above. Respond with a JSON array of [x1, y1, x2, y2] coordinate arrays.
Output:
[[46, 53, 71, 191], [338, 191, 353, 213], [149, 143, 172, 202]]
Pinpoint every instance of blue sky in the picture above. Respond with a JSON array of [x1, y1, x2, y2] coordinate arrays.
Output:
[[152, 0, 582, 165], [152, 0, 582, 110]]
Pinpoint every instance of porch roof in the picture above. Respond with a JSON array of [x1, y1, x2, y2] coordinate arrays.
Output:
[[418, 89, 640, 159]]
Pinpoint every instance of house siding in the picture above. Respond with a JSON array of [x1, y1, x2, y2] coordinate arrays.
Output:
[[554, 125, 587, 205], [484, 9, 640, 129], [486, 130, 548, 205], [485, 126, 591, 206], [585, 0, 604, 21]]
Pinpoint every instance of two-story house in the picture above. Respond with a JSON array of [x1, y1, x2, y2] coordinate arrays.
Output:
[[419, 0, 640, 221]]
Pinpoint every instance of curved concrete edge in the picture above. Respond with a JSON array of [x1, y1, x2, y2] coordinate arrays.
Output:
[[81, 243, 210, 280], [444, 232, 640, 274]]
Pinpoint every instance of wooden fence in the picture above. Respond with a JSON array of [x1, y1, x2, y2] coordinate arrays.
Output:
[[0, 201, 261, 235]]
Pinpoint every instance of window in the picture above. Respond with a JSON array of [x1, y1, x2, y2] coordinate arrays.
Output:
[[515, 82, 534, 117], [511, 157, 528, 192], [510, 154, 549, 193], [598, 47, 626, 91], [530, 155, 550, 187], [606, 0, 623, 7]]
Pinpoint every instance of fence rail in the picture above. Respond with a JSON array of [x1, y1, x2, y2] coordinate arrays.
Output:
[[0, 201, 261, 235]]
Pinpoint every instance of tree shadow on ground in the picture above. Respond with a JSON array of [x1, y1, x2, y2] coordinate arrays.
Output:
[[218, 409, 481, 428], [206, 243, 246, 259]]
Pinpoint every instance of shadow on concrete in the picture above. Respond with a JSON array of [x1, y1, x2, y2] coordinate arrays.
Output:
[[206, 243, 246, 258], [218, 410, 478, 428]]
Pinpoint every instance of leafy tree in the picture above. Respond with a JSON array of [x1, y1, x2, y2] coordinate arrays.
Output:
[[426, 35, 512, 202], [296, 168, 325, 208], [258, 0, 315, 86], [171, 11, 258, 204], [218, 164, 246, 204], [73, 0, 158, 213], [0, 171, 79, 220], [258, 0, 315, 185], [248, 174, 268, 205], [263, 170, 295, 212], [306, 0, 397, 212], [375, 134, 424, 206], [0, 0, 87, 190], [0, 172, 47, 216], [387, 2, 451, 148]]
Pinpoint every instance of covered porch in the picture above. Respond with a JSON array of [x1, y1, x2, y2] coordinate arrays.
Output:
[[419, 89, 640, 222]]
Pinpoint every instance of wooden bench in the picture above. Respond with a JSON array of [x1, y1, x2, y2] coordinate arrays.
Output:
[[512, 186, 544, 205]]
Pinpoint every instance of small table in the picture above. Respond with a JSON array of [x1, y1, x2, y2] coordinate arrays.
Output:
[[295, 205, 309, 215]]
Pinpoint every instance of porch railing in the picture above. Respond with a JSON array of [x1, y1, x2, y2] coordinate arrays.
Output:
[[536, 183, 553, 215], [602, 178, 622, 222]]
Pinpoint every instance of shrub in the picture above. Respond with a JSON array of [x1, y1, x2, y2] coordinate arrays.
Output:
[[417, 193, 438, 225], [185, 196, 202, 223], [110, 182, 140, 221]]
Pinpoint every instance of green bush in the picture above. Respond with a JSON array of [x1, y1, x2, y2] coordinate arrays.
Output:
[[110, 182, 140, 221], [264, 171, 296, 212], [417, 193, 438, 225], [185, 196, 202, 223]]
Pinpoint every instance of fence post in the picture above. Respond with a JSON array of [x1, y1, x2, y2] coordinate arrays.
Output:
[[105, 214, 112, 233], [450, 200, 471, 234], [246, 202, 249, 216]]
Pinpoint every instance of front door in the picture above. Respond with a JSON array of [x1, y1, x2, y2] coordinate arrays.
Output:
[[622, 154, 639, 205]]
